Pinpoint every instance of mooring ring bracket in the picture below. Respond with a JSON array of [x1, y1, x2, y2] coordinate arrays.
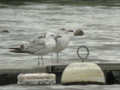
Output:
[[77, 45, 90, 62]]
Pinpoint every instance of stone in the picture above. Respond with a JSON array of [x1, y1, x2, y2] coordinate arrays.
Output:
[[17, 73, 56, 85], [61, 63, 105, 84], [0, 30, 9, 33], [74, 29, 84, 36]]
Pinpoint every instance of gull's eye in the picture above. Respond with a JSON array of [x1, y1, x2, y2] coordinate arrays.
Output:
[[50, 34, 55, 37], [60, 28, 66, 31], [38, 36, 43, 39], [20, 45, 24, 49], [57, 35, 62, 38], [38, 33, 46, 39]]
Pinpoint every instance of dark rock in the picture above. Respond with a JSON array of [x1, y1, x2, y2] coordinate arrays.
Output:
[[74, 29, 84, 36], [0, 30, 9, 33]]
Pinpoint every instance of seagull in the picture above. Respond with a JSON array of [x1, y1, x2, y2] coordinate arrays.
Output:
[[9, 29, 84, 65], [9, 32, 57, 66], [53, 28, 84, 63]]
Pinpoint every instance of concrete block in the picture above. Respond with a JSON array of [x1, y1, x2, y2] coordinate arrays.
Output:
[[17, 73, 56, 85], [61, 62, 105, 84]]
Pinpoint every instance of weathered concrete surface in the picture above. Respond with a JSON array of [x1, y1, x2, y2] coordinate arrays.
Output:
[[17, 73, 56, 85], [61, 63, 105, 84], [0, 59, 120, 85]]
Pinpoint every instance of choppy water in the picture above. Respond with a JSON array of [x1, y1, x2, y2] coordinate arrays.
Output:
[[0, 0, 120, 89]]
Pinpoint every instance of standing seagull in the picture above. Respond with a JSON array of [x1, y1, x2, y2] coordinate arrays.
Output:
[[9, 32, 57, 66], [53, 28, 84, 63]]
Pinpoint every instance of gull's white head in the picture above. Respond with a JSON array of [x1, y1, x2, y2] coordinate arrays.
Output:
[[45, 32, 57, 38]]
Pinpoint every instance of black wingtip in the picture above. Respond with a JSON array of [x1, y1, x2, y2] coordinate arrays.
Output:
[[9, 44, 26, 53], [9, 47, 23, 53]]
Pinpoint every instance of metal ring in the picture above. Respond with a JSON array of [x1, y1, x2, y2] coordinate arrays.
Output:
[[77, 45, 89, 62]]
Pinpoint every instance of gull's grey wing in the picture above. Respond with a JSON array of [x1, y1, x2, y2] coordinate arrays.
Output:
[[27, 38, 46, 52], [10, 32, 56, 55]]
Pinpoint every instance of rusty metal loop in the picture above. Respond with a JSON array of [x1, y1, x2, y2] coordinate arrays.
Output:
[[77, 45, 89, 62]]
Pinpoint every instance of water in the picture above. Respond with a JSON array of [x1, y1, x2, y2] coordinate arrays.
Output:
[[0, 0, 120, 89]]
